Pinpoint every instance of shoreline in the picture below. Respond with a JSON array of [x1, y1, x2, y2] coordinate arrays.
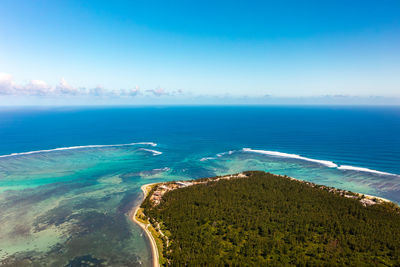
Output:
[[283, 175, 394, 205], [131, 183, 160, 267]]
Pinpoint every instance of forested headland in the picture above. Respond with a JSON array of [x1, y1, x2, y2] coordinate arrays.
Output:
[[141, 171, 400, 266]]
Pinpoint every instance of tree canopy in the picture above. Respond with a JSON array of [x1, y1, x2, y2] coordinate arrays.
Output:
[[142, 171, 400, 266]]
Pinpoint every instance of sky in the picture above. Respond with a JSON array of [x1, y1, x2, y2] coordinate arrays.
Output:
[[0, 0, 399, 105]]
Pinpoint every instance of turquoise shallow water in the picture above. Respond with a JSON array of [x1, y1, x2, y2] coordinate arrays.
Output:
[[0, 106, 399, 266]]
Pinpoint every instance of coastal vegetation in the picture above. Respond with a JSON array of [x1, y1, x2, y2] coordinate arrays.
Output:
[[141, 171, 400, 266]]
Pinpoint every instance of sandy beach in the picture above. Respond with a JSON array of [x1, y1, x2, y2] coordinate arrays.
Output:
[[131, 183, 160, 267]]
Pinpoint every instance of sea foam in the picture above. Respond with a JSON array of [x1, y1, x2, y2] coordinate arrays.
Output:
[[153, 167, 171, 172], [200, 150, 235, 161], [242, 148, 399, 176], [242, 148, 338, 168], [0, 142, 157, 158], [216, 151, 234, 157], [200, 157, 216, 161], [139, 148, 163, 156], [337, 165, 397, 176]]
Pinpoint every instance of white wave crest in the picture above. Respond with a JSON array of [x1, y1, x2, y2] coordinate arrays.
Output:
[[139, 148, 163, 156], [134, 142, 157, 147], [242, 148, 338, 168], [337, 165, 397, 176], [153, 167, 171, 172], [200, 150, 235, 161], [200, 157, 216, 161], [242, 148, 399, 176], [0, 142, 157, 158], [216, 151, 234, 157]]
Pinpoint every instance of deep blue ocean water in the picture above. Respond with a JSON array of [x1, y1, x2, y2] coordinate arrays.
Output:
[[0, 106, 399, 266]]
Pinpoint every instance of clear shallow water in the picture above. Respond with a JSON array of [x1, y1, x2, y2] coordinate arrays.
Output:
[[0, 106, 399, 266]]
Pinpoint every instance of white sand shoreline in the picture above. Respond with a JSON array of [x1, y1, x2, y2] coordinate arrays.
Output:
[[131, 183, 160, 267]]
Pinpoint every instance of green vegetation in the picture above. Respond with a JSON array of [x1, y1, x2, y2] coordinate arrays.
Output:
[[141, 171, 400, 266], [148, 224, 167, 265], [135, 189, 168, 265], [135, 208, 148, 224]]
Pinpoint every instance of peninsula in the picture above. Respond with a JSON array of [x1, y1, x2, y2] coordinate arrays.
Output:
[[133, 171, 400, 266]]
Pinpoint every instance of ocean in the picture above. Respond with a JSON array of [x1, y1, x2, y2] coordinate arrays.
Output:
[[0, 106, 399, 266]]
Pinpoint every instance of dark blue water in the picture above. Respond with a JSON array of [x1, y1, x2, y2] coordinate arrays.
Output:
[[1, 106, 399, 174]]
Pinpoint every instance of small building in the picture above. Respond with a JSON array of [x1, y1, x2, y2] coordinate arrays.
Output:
[[176, 181, 191, 187]]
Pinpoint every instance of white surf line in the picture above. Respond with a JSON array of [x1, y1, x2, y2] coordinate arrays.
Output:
[[0, 142, 158, 158], [243, 148, 338, 168], [337, 165, 398, 176], [152, 167, 170, 171], [139, 148, 163, 156], [200, 150, 235, 161], [216, 150, 234, 157], [243, 148, 399, 177], [200, 157, 216, 161]]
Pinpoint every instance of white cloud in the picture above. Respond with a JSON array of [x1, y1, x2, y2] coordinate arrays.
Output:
[[146, 87, 184, 97], [56, 78, 79, 95], [89, 86, 106, 96], [0, 73, 186, 99], [146, 87, 168, 96], [115, 86, 141, 97], [0, 73, 54, 96], [0, 73, 17, 95], [24, 80, 53, 95]]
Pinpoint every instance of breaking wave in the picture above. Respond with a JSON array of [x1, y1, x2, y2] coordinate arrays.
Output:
[[199, 150, 235, 161], [153, 167, 171, 172], [139, 148, 163, 156], [200, 157, 216, 161], [337, 165, 398, 176], [0, 142, 157, 158], [242, 148, 338, 168], [242, 148, 399, 177], [216, 151, 234, 157]]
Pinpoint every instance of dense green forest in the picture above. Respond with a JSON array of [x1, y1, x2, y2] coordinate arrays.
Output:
[[142, 171, 400, 266]]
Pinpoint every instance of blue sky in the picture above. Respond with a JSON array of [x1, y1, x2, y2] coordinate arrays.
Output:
[[0, 0, 399, 104]]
